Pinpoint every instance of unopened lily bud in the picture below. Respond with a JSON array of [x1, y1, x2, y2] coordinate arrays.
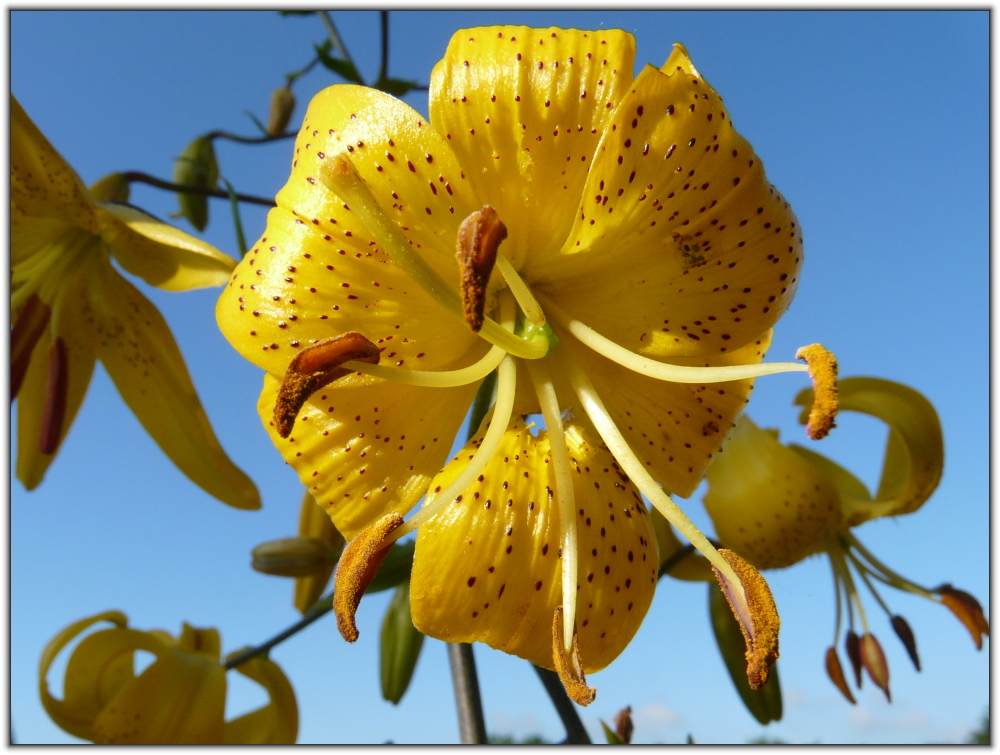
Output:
[[613, 705, 634, 744], [939, 585, 990, 651], [859, 633, 891, 702], [252, 536, 338, 578], [88, 172, 130, 204], [267, 85, 296, 136], [824, 646, 856, 705], [379, 582, 424, 705], [890, 615, 921, 671], [172, 134, 218, 231], [845, 630, 863, 688]]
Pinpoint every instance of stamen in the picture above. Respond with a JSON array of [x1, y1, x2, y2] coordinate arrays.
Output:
[[456, 206, 506, 332], [495, 252, 546, 326], [319, 153, 546, 360], [274, 332, 380, 438], [333, 512, 404, 642], [795, 343, 839, 440], [540, 294, 808, 383], [526, 359, 577, 655], [859, 633, 891, 702], [39, 338, 68, 455], [343, 343, 506, 388], [11, 293, 51, 402], [711, 549, 781, 689], [551, 607, 596, 706], [889, 615, 921, 672], [938, 586, 990, 650], [824, 647, 857, 704]]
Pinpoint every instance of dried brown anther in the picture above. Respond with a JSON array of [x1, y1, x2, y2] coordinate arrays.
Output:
[[11, 293, 52, 402], [456, 206, 506, 332], [859, 633, 891, 702], [711, 548, 780, 689], [551, 606, 596, 706], [795, 343, 838, 440], [845, 629, 863, 688], [939, 585, 990, 650], [273, 332, 380, 438], [40, 338, 68, 455], [333, 513, 404, 642], [825, 646, 856, 705], [890, 614, 921, 672]]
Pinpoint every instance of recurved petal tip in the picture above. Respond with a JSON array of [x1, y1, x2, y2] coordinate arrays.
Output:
[[551, 607, 596, 706], [333, 513, 404, 642], [712, 549, 780, 689], [795, 343, 838, 440]]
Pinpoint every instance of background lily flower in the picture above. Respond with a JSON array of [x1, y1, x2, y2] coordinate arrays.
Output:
[[217, 25, 833, 697], [11, 96, 259, 510], [39, 610, 298, 744], [703, 377, 988, 704]]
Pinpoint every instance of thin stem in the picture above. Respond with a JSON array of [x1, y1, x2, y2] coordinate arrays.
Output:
[[119, 172, 275, 207], [447, 643, 488, 743], [379, 11, 389, 82], [846, 532, 935, 598], [831, 551, 844, 644], [317, 10, 360, 81], [221, 178, 248, 257], [206, 130, 296, 144], [532, 665, 592, 744], [223, 603, 331, 669], [848, 551, 894, 619]]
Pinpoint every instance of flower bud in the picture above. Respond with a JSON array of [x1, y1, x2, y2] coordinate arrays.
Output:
[[267, 86, 296, 136], [379, 581, 424, 705], [172, 134, 218, 231], [890, 615, 921, 671], [88, 172, 130, 204], [252, 537, 339, 578], [824, 646, 856, 704], [859, 633, 891, 702], [613, 705, 634, 744]]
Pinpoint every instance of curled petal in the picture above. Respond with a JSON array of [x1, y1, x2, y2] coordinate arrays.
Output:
[[224, 651, 299, 744]]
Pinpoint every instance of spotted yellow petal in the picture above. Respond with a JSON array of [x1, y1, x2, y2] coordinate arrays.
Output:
[[430, 27, 636, 270], [95, 202, 236, 292], [704, 415, 842, 570], [532, 50, 801, 360], [86, 259, 260, 510], [11, 96, 97, 232], [410, 418, 657, 673], [224, 651, 298, 744], [795, 377, 943, 525], [560, 327, 773, 498], [258, 372, 477, 539]]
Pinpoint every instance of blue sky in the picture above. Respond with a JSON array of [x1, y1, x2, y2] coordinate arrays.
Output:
[[10, 10, 988, 744]]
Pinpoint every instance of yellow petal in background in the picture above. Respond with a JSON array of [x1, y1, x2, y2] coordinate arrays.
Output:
[[795, 377, 943, 526], [295, 490, 345, 614], [704, 415, 842, 570], [430, 26, 637, 270], [86, 260, 260, 510], [224, 651, 299, 744], [410, 419, 657, 673], [258, 373, 477, 539], [96, 202, 236, 292], [10, 96, 97, 232]]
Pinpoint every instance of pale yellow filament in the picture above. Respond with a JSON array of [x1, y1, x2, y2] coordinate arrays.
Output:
[[343, 344, 506, 388], [495, 252, 546, 326]]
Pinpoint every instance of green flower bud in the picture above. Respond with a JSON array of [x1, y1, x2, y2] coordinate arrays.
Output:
[[172, 135, 218, 231], [88, 172, 130, 204], [267, 86, 296, 136], [379, 581, 424, 705], [251, 537, 338, 578]]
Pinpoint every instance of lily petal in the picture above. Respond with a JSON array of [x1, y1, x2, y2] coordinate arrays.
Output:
[[86, 258, 260, 510], [430, 26, 636, 270], [224, 651, 299, 744], [534, 50, 801, 360], [95, 202, 236, 291], [410, 418, 657, 673], [258, 372, 477, 539]]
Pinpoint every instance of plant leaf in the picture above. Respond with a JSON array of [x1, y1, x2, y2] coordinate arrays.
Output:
[[379, 581, 424, 704]]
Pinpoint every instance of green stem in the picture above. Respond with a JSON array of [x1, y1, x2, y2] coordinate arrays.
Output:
[[206, 130, 295, 144], [222, 178, 249, 256], [317, 10, 360, 82], [532, 665, 592, 744], [119, 171, 275, 207], [223, 602, 332, 670]]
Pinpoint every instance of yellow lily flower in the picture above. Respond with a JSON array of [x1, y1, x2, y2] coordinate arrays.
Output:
[[39, 610, 298, 744], [11, 95, 259, 509], [703, 377, 988, 704], [217, 26, 835, 701]]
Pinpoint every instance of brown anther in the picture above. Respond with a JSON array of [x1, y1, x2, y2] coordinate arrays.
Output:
[[711, 549, 780, 689], [824, 646, 856, 705], [795, 343, 838, 439], [39, 338, 68, 455], [939, 585, 990, 650], [551, 606, 596, 706], [333, 513, 404, 642], [859, 633, 891, 702], [456, 206, 506, 332], [844, 630, 863, 687], [273, 332, 380, 438], [613, 705, 634, 744], [890, 614, 921, 671], [11, 294, 51, 402]]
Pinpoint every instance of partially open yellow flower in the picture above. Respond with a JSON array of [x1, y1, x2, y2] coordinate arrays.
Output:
[[703, 377, 988, 704], [11, 95, 259, 510], [39, 611, 297, 743], [217, 26, 834, 701]]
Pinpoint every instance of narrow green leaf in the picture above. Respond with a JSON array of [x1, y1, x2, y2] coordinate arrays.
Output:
[[379, 581, 425, 704], [314, 42, 364, 84], [242, 109, 269, 135], [600, 721, 626, 745], [374, 76, 419, 97], [709, 584, 783, 725], [221, 178, 248, 258], [365, 539, 415, 595]]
